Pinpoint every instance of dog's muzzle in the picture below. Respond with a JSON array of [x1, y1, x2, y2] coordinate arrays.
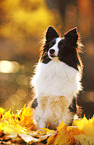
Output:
[[48, 48, 58, 58]]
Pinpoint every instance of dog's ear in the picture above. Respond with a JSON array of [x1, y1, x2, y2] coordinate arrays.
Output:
[[46, 26, 59, 42], [64, 28, 78, 45]]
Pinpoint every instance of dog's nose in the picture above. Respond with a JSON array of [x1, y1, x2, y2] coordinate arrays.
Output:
[[50, 49, 55, 54]]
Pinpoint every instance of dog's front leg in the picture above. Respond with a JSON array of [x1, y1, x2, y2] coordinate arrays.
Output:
[[35, 103, 46, 129], [38, 118, 46, 128]]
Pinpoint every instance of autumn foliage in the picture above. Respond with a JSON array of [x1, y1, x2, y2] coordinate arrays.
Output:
[[0, 106, 94, 144]]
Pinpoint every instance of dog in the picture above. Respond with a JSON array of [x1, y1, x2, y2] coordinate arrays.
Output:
[[31, 26, 83, 129]]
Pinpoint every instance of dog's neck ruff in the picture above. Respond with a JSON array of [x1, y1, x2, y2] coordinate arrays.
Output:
[[32, 60, 82, 103]]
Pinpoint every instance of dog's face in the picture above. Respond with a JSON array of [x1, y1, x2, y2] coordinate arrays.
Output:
[[41, 26, 81, 70]]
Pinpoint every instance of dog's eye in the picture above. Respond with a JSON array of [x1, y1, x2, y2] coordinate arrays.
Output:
[[59, 41, 63, 48], [60, 43, 63, 48], [49, 40, 56, 48]]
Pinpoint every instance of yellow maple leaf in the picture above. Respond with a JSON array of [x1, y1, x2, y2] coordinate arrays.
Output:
[[47, 131, 57, 145], [56, 121, 65, 132], [73, 116, 94, 136], [18, 105, 36, 130], [0, 108, 5, 119], [47, 122, 68, 145], [54, 125, 68, 145], [47, 121, 82, 145], [0, 121, 16, 135], [2, 109, 12, 120]]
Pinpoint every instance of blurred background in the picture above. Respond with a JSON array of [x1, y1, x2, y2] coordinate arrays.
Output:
[[0, 0, 94, 118]]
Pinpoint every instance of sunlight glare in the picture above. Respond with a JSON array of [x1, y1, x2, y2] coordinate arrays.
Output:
[[0, 60, 20, 73]]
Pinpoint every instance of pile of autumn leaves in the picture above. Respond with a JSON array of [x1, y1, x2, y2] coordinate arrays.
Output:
[[0, 106, 94, 145]]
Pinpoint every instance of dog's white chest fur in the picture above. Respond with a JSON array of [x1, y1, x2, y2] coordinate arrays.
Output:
[[32, 60, 82, 128], [32, 60, 81, 100]]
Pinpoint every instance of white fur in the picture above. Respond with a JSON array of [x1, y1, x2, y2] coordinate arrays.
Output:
[[31, 58, 82, 129]]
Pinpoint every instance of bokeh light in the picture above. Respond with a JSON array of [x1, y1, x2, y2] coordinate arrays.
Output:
[[0, 60, 20, 73]]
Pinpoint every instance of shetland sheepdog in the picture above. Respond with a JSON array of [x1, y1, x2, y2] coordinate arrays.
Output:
[[31, 26, 83, 129]]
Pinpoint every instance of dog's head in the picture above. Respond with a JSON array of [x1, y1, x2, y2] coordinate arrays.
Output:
[[40, 26, 82, 70]]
